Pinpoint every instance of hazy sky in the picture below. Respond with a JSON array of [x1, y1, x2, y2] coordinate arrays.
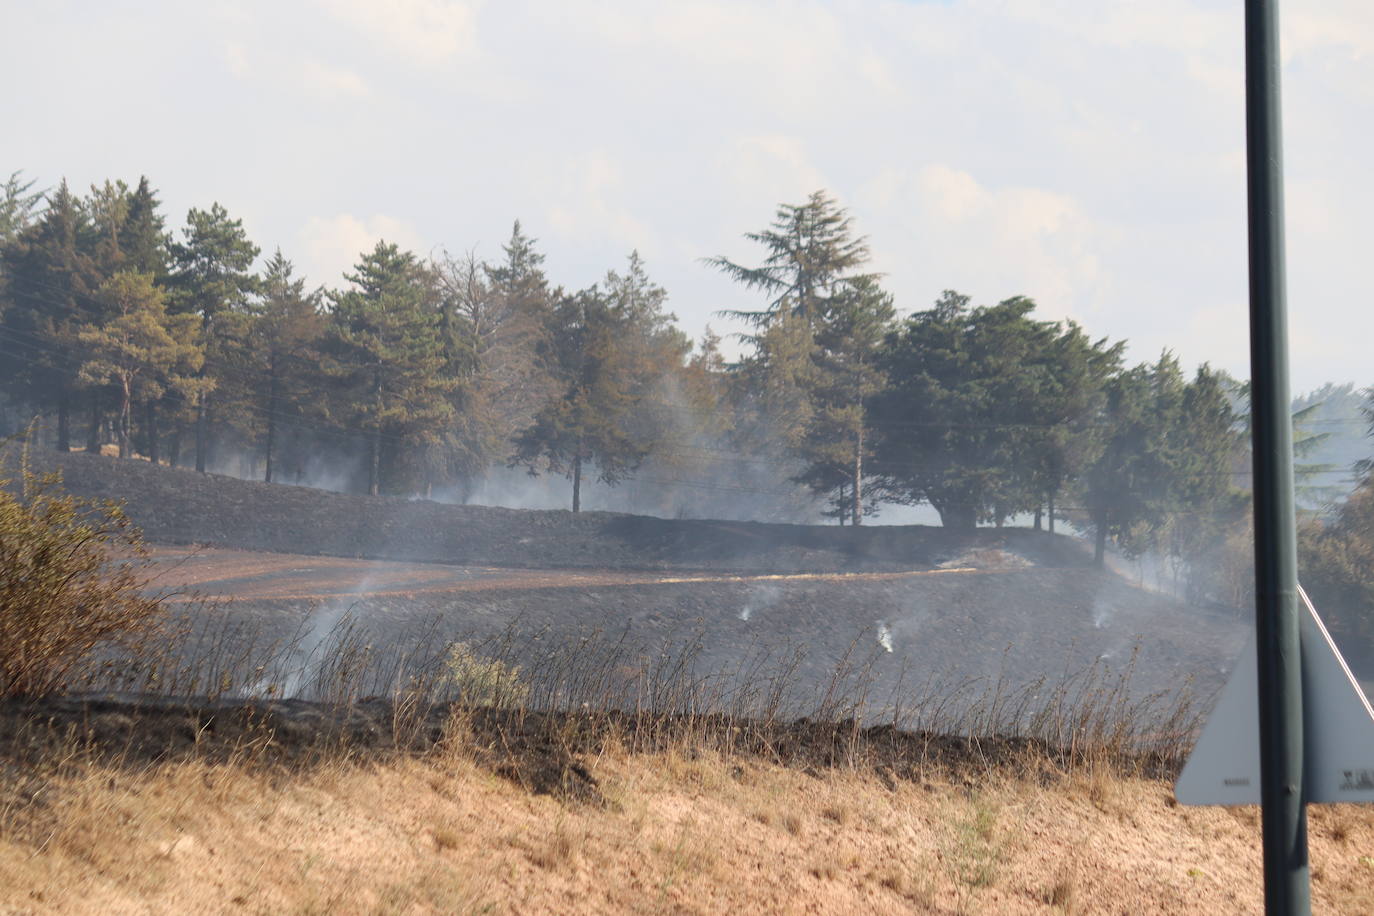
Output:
[[6, 0, 1371, 393]]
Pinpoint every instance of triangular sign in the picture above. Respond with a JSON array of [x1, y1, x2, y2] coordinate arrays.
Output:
[[1175, 586, 1374, 805]]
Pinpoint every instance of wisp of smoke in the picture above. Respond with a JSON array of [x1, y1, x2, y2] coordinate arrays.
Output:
[[738, 583, 782, 622], [876, 621, 894, 653]]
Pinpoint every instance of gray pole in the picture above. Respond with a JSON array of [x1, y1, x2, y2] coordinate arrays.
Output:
[[1244, 1, 1309, 913]]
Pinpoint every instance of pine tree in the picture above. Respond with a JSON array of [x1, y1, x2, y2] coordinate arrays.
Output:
[[1022, 321, 1124, 533], [0, 181, 97, 451], [0, 171, 44, 246], [167, 203, 260, 472], [514, 254, 687, 512], [806, 276, 895, 524], [252, 250, 322, 483], [706, 190, 877, 333], [323, 241, 454, 496], [872, 292, 1060, 530], [709, 191, 890, 522], [76, 271, 202, 458]]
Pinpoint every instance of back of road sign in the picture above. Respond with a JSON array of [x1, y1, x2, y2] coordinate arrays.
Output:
[[1175, 586, 1374, 805]]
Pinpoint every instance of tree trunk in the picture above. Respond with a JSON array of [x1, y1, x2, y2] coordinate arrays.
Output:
[[145, 399, 160, 465], [851, 428, 863, 527], [264, 358, 278, 484], [572, 455, 582, 513], [86, 393, 101, 453], [1094, 516, 1108, 568], [1048, 488, 1057, 534], [56, 393, 70, 452], [117, 379, 132, 459], [1033, 507, 1043, 531], [368, 371, 383, 496], [368, 427, 381, 496], [195, 394, 207, 473], [935, 502, 977, 531]]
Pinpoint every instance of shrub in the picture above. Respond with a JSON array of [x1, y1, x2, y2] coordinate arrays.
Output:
[[0, 457, 166, 698], [446, 641, 529, 709]]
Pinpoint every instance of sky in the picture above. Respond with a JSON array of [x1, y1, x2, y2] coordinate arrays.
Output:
[[4, 0, 1372, 394]]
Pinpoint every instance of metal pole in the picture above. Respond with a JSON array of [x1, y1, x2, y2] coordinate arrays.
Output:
[[1244, 1, 1309, 913]]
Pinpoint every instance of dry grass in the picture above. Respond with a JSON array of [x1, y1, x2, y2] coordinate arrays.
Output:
[[6, 734, 1374, 915]]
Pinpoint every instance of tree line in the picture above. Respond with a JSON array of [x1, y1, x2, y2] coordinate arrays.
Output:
[[1, 173, 1367, 585]]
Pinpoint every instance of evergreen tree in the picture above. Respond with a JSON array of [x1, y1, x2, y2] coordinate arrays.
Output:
[[0, 181, 97, 450], [251, 250, 322, 483], [706, 190, 877, 333], [122, 177, 169, 277], [0, 171, 44, 246], [805, 276, 895, 524], [872, 292, 1060, 529], [167, 203, 260, 472], [1022, 321, 1124, 533], [76, 271, 202, 458], [514, 254, 687, 512], [323, 241, 454, 496], [709, 191, 890, 522]]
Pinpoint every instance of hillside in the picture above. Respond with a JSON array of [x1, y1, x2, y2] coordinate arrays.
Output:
[[20, 450, 1092, 573], [16, 449, 1249, 708]]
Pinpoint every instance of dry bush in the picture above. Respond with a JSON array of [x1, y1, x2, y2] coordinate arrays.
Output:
[[447, 640, 529, 709], [0, 454, 169, 699]]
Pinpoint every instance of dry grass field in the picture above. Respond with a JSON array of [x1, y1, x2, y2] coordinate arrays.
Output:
[[2, 712, 1374, 915]]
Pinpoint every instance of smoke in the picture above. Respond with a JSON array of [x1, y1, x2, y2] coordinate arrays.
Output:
[[738, 583, 782, 622], [249, 584, 369, 699], [876, 621, 894, 653]]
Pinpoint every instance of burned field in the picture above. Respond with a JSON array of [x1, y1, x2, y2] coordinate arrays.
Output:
[[26, 449, 1248, 718], [145, 547, 1247, 720]]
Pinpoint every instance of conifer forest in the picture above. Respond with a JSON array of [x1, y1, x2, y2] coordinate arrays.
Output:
[[1, 170, 1371, 654]]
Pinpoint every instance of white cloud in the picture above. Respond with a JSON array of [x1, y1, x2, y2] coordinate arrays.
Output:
[[314, 0, 478, 67], [861, 164, 1109, 324], [543, 152, 657, 258], [299, 58, 371, 99], [298, 214, 428, 288]]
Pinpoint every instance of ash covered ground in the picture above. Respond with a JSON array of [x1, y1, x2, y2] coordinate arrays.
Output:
[[33, 450, 1249, 713]]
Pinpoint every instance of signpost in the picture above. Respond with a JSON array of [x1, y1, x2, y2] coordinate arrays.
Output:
[[1241, 0, 1309, 911], [1160, 4, 1374, 911]]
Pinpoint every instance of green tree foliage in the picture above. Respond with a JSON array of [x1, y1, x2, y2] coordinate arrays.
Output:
[[167, 203, 260, 472], [706, 189, 876, 331], [0, 181, 97, 451], [0, 171, 45, 246], [75, 271, 202, 458], [1020, 321, 1124, 533], [514, 253, 687, 512], [802, 276, 895, 524], [1078, 356, 1240, 569], [709, 191, 892, 523], [251, 250, 322, 483], [872, 292, 1064, 530], [1300, 389, 1374, 670], [323, 241, 455, 496]]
